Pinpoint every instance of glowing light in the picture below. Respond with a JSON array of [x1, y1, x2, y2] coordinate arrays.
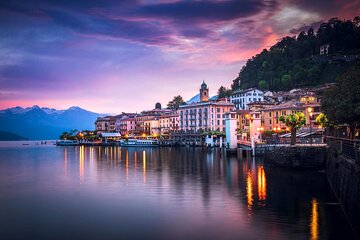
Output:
[[310, 198, 319, 240], [142, 133, 146, 138], [143, 150, 146, 183], [126, 150, 129, 182], [79, 145, 85, 183], [246, 170, 254, 214], [257, 166, 267, 202]]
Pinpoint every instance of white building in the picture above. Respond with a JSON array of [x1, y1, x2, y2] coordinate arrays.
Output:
[[230, 88, 264, 110]]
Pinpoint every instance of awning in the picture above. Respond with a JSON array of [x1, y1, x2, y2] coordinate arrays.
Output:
[[100, 133, 121, 138]]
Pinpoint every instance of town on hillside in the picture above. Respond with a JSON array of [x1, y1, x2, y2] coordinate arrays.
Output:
[[90, 81, 333, 146]]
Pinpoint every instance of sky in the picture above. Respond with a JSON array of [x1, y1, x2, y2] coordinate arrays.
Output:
[[0, 0, 359, 113]]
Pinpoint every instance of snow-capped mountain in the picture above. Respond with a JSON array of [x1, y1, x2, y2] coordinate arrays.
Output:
[[0, 106, 106, 140]]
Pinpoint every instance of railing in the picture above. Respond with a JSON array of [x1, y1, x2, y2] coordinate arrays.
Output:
[[327, 136, 360, 162]]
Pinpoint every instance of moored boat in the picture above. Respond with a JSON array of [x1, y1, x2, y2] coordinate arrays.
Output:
[[56, 140, 79, 146], [120, 139, 159, 147]]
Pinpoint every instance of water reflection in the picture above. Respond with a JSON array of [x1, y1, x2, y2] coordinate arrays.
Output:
[[258, 166, 266, 203], [64, 148, 68, 174], [143, 150, 146, 183], [310, 198, 319, 240], [79, 145, 84, 183], [48, 146, 354, 239], [246, 169, 254, 214]]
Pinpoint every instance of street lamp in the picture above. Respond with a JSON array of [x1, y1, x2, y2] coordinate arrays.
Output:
[[308, 107, 313, 145], [256, 126, 264, 143]]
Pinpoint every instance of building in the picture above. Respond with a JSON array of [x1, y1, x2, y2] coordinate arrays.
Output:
[[262, 100, 305, 131], [119, 116, 137, 136], [300, 93, 321, 128], [144, 118, 160, 135], [115, 113, 137, 132], [320, 44, 330, 55], [230, 88, 264, 110], [178, 82, 234, 133], [95, 116, 116, 134], [159, 114, 179, 134]]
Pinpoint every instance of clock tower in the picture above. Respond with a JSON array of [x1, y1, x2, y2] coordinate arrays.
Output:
[[200, 81, 209, 102]]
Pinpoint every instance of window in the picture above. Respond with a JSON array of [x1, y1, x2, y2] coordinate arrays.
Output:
[[217, 114, 220, 118], [269, 112, 272, 117], [217, 120, 220, 125], [217, 108, 220, 112]]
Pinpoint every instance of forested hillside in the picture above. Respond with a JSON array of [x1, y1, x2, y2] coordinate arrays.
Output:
[[232, 17, 360, 91]]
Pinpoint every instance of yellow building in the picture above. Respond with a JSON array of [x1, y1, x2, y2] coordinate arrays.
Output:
[[159, 114, 179, 134], [144, 119, 160, 136], [262, 100, 305, 131]]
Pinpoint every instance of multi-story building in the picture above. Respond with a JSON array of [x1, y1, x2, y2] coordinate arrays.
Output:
[[262, 100, 305, 131], [230, 88, 264, 110], [236, 110, 251, 134], [178, 82, 234, 132], [115, 113, 137, 132], [119, 116, 137, 136], [95, 116, 116, 134], [300, 93, 321, 128], [144, 119, 160, 135], [159, 114, 179, 134]]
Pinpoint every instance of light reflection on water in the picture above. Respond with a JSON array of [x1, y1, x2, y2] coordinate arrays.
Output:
[[0, 145, 355, 240]]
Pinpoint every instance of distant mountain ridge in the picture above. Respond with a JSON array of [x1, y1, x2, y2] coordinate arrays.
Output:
[[0, 130, 28, 141], [0, 105, 106, 140]]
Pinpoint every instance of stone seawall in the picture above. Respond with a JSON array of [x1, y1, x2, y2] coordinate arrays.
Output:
[[327, 147, 360, 238], [263, 146, 326, 170]]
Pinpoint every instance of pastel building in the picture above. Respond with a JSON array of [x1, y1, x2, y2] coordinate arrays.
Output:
[[262, 100, 305, 131], [95, 116, 116, 134], [115, 113, 136, 132], [119, 116, 136, 136], [159, 114, 179, 134], [178, 82, 234, 132], [230, 88, 264, 110]]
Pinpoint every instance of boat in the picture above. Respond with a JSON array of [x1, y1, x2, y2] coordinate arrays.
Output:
[[120, 139, 159, 147], [56, 140, 79, 146]]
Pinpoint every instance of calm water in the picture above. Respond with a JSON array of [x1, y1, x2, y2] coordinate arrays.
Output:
[[0, 143, 355, 240]]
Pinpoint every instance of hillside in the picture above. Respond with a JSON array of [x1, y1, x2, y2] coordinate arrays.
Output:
[[0, 131, 28, 141], [0, 106, 105, 140], [232, 17, 360, 91]]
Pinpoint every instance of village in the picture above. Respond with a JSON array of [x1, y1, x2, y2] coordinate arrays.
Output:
[[91, 81, 333, 147]]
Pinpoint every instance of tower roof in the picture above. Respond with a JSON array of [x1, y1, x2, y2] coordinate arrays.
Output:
[[201, 81, 207, 89]]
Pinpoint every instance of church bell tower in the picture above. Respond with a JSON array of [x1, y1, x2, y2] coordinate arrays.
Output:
[[200, 81, 209, 102]]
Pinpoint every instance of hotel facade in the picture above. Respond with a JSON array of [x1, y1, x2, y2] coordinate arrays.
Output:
[[178, 82, 234, 132]]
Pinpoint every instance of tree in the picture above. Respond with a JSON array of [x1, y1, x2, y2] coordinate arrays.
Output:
[[258, 80, 267, 89], [217, 86, 232, 98], [281, 74, 292, 88], [315, 113, 329, 128], [321, 65, 360, 138], [279, 112, 306, 145], [167, 95, 185, 110]]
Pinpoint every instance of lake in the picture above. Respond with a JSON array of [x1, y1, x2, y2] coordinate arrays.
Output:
[[0, 143, 355, 239]]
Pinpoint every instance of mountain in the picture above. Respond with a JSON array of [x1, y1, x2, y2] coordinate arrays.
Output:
[[232, 17, 360, 91], [186, 94, 218, 104], [0, 130, 28, 141], [0, 106, 105, 140]]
